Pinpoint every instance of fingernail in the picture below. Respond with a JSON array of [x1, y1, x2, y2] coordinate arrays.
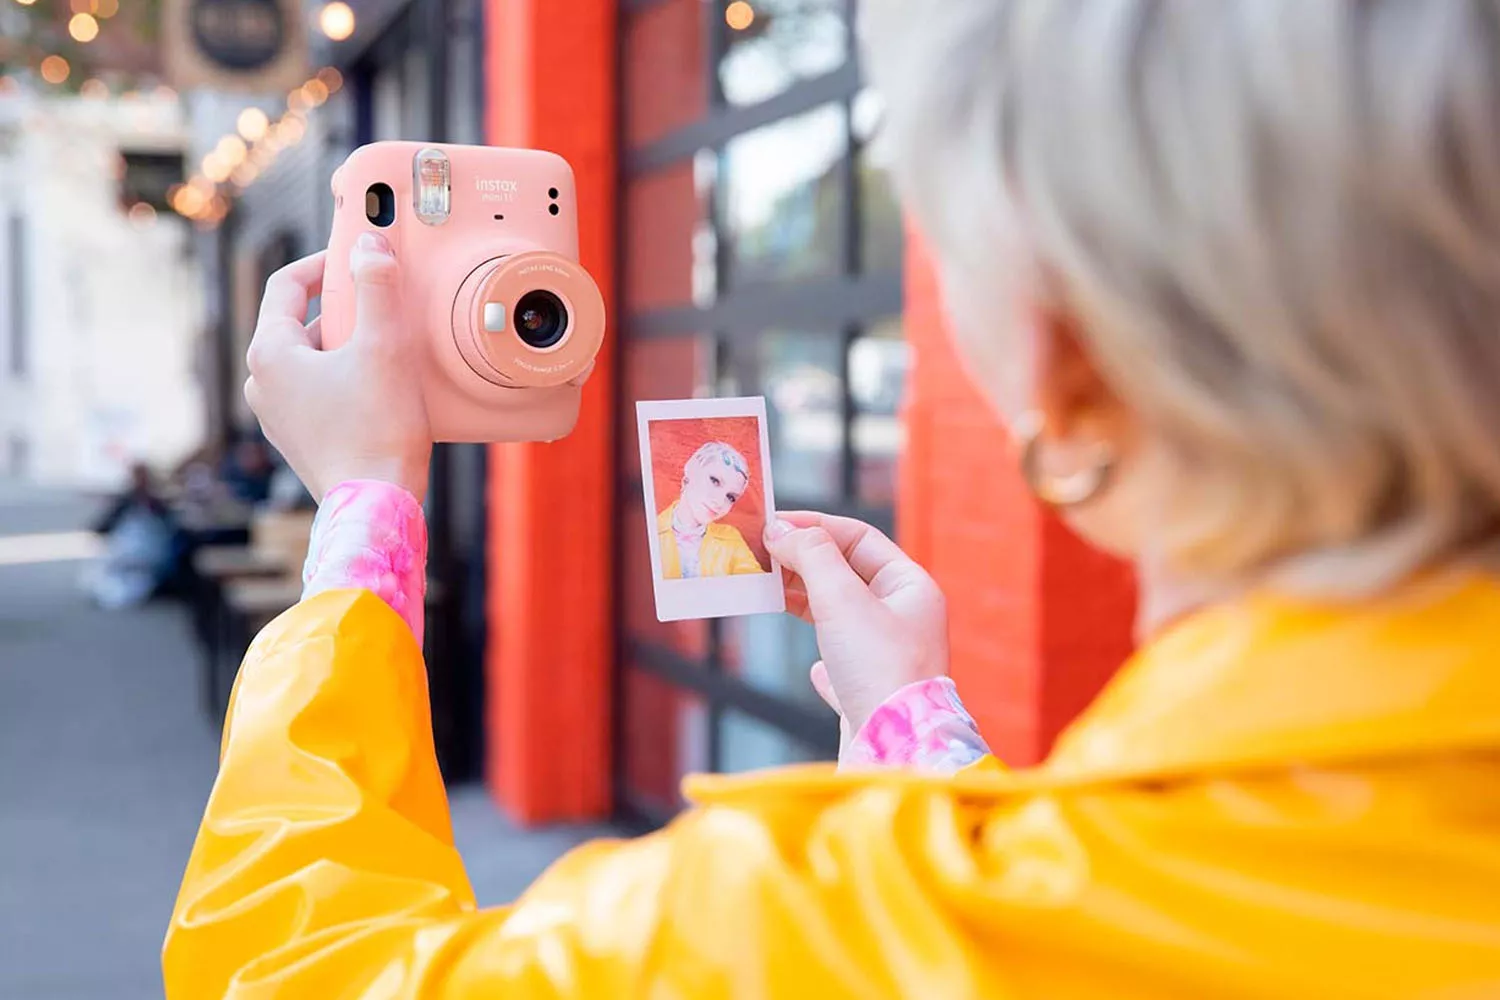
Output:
[[765, 519, 793, 541], [357, 231, 392, 255]]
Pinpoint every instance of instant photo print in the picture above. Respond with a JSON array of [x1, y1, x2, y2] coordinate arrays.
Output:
[[636, 396, 786, 622]]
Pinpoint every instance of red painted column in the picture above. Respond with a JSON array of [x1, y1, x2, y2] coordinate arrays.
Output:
[[484, 0, 617, 823], [898, 234, 1137, 764]]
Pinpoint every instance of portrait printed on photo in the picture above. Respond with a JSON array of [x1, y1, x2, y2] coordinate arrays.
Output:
[[637, 397, 785, 622]]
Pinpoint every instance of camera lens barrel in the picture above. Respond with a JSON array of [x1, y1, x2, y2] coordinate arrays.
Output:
[[513, 290, 569, 349]]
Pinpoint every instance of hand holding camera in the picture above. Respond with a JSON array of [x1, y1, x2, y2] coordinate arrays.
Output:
[[244, 235, 434, 502], [244, 142, 606, 501]]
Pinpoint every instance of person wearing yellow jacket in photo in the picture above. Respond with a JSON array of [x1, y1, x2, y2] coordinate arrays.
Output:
[[657, 441, 767, 580], [167, 2, 1500, 996]]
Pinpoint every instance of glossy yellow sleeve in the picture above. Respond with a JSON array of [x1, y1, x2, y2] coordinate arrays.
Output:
[[165, 590, 1500, 999], [729, 529, 769, 575]]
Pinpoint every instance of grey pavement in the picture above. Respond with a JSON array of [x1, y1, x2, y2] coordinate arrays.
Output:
[[0, 482, 616, 999]]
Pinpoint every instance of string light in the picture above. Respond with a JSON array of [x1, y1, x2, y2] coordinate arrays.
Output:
[[68, 13, 100, 43], [39, 55, 70, 85], [70, 0, 99, 13], [97, 0, 118, 16], [318, 2, 355, 42], [237, 107, 269, 141], [80, 78, 108, 99], [725, 1, 755, 31]]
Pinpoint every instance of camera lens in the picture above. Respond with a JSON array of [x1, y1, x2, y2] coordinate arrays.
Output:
[[512, 290, 568, 349]]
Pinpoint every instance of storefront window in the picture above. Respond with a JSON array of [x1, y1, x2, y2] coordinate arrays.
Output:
[[757, 329, 845, 502], [616, 0, 904, 823], [718, 0, 848, 108], [721, 615, 825, 709], [719, 710, 826, 772], [718, 103, 847, 288], [851, 316, 908, 506]]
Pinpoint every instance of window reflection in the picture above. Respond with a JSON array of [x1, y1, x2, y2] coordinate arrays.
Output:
[[718, 103, 847, 288], [719, 709, 829, 773], [718, 0, 848, 108], [850, 316, 908, 506], [760, 330, 844, 501], [721, 614, 825, 709]]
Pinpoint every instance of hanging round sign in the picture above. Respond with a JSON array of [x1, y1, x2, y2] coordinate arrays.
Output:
[[189, 0, 286, 72]]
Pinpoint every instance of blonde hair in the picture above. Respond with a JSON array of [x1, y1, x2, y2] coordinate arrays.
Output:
[[686, 442, 750, 484], [862, 0, 1500, 592]]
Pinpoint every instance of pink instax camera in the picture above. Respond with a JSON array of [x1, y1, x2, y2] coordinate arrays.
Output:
[[320, 142, 605, 443]]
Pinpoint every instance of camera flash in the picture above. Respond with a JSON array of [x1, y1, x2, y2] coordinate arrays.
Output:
[[413, 147, 451, 225]]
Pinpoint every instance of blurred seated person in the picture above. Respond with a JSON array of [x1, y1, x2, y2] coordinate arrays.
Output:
[[218, 434, 274, 506], [85, 463, 185, 608]]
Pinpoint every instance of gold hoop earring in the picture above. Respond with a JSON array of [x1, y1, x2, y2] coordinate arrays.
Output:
[[1013, 411, 1116, 508]]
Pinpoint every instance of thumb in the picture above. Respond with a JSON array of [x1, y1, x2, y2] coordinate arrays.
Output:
[[349, 232, 402, 353], [764, 520, 869, 620]]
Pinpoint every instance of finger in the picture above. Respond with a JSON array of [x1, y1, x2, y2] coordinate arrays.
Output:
[[348, 232, 402, 354], [809, 660, 842, 714], [777, 511, 912, 585], [257, 252, 326, 328], [763, 522, 869, 620]]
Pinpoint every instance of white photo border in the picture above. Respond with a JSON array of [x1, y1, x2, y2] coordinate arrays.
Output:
[[636, 396, 786, 622]]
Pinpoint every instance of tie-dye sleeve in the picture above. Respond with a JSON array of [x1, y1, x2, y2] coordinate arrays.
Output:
[[841, 677, 992, 773], [301, 481, 428, 645]]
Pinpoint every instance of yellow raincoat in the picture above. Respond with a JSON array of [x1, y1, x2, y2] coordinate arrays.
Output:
[[657, 500, 766, 578], [165, 575, 1500, 998]]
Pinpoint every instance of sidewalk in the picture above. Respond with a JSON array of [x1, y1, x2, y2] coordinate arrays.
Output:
[[0, 484, 616, 999]]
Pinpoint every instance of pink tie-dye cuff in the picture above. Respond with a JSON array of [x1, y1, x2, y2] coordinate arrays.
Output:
[[843, 677, 991, 773], [301, 481, 427, 645]]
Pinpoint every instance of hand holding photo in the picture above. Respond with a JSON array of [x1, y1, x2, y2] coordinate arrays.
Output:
[[637, 397, 785, 622]]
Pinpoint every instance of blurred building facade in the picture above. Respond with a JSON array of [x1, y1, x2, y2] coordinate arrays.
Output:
[[0, 89, 205, 488], [192, 0, 1139, 827]]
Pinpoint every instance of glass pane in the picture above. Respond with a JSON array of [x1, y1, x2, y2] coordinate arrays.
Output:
[[622, 490, 712, 659], [718, 0, 848, 108], [625, 162, 715, 313], [625, 0, 708, 148], [761, 330, 844, 502], [718, 103, 847, 288], [719, 710, 830, 774], [850, 316, 908, 507], [622, 668, 710, 814], [857, 145, 903, 274], [721, 614, 825, 709], [619, 334, 718, 480]]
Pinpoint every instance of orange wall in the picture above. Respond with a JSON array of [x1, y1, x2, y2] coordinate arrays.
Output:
[[484, 0, 617, 824], [898, 234, 1138, 764]]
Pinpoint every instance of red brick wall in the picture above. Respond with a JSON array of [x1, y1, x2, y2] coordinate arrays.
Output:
[[485, 0, 617, 824], [898, 234, 1138, 764]]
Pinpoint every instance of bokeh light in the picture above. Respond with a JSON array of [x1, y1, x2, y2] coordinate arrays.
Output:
[[97, 0, 118, 15], [318, 2, 356, 42], [316, 66, 344, 93], [726, 1, 755, 31], [237, 107, 269, 142], [68, 13, 100, 43], [80, 78, 108, 100], [302, 79, 329, 106], [127, 202, 157, 227], [39, 56, 70, 85], [216, 135, 248, 165]]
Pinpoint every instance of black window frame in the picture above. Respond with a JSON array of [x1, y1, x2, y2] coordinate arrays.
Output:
[[613, 0, 904, 827]]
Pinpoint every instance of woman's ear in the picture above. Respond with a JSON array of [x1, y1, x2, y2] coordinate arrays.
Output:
[[1034, 302, 1127, 442]]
